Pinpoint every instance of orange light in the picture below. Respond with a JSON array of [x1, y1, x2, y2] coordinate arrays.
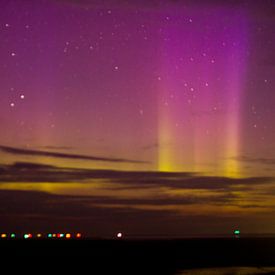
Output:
[[65, 233, 71, 239], [52, 234, 56, 238], [76, 233, 81, 238], [37, 233, 42, 238], [1, 233, 7, 238]]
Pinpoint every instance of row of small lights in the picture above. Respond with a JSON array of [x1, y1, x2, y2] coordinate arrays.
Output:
[[0, 232, 123, 239], [0, 233, 82, 239]]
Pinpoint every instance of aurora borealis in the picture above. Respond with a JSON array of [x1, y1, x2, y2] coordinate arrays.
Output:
[[0, 0, 275, 237]]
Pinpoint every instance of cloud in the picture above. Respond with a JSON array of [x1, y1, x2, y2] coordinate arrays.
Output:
[[0, 189, 184, 235], [234, 155, 275, 166], [0, 162, 272, 192], [141, 143, 159, 151], [0, 188, 273, 237], [41, 146, 73, 150], [0, 145, 148, 164], [0, 162, 274, 236]]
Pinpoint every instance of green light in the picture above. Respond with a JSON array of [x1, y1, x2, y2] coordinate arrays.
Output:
[[48, 233, 52, 238], [10, 233, 16, 238], [234, 230, 240, 235], [24, 234, 29, 239]]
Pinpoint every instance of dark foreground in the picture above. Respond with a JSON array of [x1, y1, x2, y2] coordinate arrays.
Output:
[[1, 238, 275, 274]]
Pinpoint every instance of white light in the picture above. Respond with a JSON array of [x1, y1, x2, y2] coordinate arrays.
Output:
[[117, 232, 122, 238], [11, 52, 16, 57], [20, 94, 25, 99], [10, 103, 15, 107]]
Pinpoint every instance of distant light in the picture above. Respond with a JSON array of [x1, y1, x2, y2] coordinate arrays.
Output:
[[20, 94, 25, 99], [11, 52, 16, 57], [10, 233, 16, 238], [1, 233, 7, 238], [117, 232, 122, 238], [37, 233, 42, 238], [65, 233, 71, 239], [24, 233, 32, 239], [48, 233, 52, 238], [76, 233, 81, 238], [234, 230, 240, 235], [59, 233, 64, 238], [10, 103, 15, 107], [52, 233, 56, 238]]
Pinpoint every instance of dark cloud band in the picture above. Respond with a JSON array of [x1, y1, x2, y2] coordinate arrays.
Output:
[[0, 145, 149, 164]]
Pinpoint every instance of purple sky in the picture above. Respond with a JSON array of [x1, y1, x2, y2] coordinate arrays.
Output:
[[0, 0, 275, 237]]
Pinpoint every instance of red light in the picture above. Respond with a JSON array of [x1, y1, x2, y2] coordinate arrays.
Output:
[[28, 234, 32, 238], [76, 233, 81, 238]]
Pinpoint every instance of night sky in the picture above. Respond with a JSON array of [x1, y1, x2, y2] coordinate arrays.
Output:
[[1, 0, 275, 238]]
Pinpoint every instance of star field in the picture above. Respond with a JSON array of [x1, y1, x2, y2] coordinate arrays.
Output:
[[0, 0, 275, 237]]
